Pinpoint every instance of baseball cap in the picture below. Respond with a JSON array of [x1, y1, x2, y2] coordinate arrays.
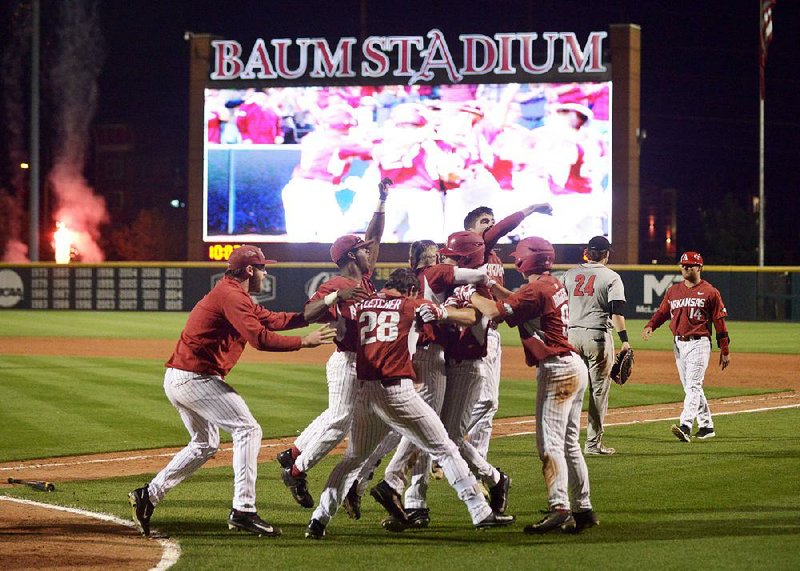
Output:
[[227, 245, 275, 270], [330, 235, 374, 264], [587, 235, 611, 251], [680, 251, 704, 266]]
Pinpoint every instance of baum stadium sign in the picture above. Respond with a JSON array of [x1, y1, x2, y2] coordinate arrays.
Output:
[[210, 30, 608, 85]]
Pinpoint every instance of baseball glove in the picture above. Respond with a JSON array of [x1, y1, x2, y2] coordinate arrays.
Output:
[[610, 348, 634, 385]]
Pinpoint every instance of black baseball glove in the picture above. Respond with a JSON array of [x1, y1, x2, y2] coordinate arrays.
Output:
[[610, 347, 634, 385]]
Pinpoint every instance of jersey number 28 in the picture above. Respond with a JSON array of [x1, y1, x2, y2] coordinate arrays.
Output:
[[359, 311, 400, 345]]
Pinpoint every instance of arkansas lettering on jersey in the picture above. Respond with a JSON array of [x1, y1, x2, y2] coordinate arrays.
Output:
[[493, 275, 576, 366], [646, 280, 728, 338], [306, 274, 376, 352], [348, 291, 428, 381]]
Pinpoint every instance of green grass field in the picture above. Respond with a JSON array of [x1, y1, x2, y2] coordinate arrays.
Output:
[[2, 311, 799, 354], [1, 311, 799, 568], [3, 410, 799, 570]]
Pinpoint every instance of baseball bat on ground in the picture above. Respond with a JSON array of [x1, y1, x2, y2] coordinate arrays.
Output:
[[7, 478, 56, 492]]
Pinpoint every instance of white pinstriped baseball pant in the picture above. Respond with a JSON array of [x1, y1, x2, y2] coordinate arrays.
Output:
[[293, 350, 359, 473], [148, 368, 262, 512], [312, 378, 492, 526], [466, 328, 502, 458], [674, 337, 713, 429], [535, 352, 592, 511], [439, 358, 501, 486], [381, 344, 447, 506]]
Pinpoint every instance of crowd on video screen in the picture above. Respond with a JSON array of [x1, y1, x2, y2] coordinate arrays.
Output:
[[205, 81, 611, 244]]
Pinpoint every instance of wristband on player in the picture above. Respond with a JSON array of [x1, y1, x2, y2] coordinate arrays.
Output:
[[716, 332, 730, 351], [617, 330, 629, 343], [323, 291, 339, 306]]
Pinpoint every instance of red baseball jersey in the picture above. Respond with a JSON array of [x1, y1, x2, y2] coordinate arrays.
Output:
[[645, 279, 729, 340], [306, 273, 376, 353], [416, 264, 460, 346], [443, 284, 492, 360], [492, 274, 576, 366], [166, 276, 306, 378], [349, 291, 429, 381]]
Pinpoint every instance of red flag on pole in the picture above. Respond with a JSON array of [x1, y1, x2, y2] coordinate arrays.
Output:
[[759, 0, 777, 100]]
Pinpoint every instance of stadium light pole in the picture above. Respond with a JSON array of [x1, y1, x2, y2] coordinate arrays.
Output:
[[29, 0, 41, 262]]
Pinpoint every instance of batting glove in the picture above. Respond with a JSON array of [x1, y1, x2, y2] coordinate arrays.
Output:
[[418, 303, 448, 323]]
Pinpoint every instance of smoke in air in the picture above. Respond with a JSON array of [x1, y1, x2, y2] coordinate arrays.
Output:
[[48, 0, 108, 262]]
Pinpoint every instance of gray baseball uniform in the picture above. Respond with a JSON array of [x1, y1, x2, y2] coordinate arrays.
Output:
[[562, 262, 626, 453]]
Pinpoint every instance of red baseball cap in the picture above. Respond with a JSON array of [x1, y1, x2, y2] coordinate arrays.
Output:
[[680, 251, 704, 266], [330, 235, 374, 264], [227, 245, 276, 270]]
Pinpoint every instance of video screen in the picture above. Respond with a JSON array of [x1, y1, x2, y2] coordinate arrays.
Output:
[[203, 81, 611, 244]]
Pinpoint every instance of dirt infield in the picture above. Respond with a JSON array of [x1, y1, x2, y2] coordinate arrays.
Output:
[[1, 337, 798, 570]]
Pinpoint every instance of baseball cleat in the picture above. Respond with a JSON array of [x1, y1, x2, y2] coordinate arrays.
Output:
[[281, 467, 315, 508], [305, 518, 326, 539], [523, 508, 575, 534], [571, 509, 599, 533], [671, 424, 691, 443], [342, 480, 362, 520], [382, 508, 431, 532], [474, 511, 516, 529], [128, 485, 154, 537], [695, 427, 716, 440], [276, 448, 294, 469], [227, 509, 281, 537], [370, 480, 407, 522], [585, 444, 616, 456], [488, 471, 511, 514], [430, 462, 445, 480]]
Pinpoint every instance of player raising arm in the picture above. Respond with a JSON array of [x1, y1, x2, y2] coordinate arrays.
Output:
[[276, 178, 391, 509]]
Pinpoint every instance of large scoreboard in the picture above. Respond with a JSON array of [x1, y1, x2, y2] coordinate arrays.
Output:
[[186, 25, 641, 263]]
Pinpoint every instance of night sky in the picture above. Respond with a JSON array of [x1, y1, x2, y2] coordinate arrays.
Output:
[[5, 1, 800, 264]]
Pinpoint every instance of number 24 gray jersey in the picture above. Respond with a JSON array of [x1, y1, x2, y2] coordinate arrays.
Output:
[[562, 262, 626, 331]]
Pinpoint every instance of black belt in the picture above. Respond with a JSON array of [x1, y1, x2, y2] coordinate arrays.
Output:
[[677, 335, 705, 341], [380, 378, 403, 387]]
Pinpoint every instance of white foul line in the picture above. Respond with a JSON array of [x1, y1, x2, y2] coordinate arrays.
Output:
[[496, 402, 800, 439], [0, 441, 286, 472], [0, 495, 181, 571]]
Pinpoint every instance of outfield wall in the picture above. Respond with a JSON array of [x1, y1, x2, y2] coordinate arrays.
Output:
[[0, 263, 798, 321]]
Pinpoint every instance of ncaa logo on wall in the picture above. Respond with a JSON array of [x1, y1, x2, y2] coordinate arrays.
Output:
[[0, 269, 24, 308], [210, 272, 276, 304]]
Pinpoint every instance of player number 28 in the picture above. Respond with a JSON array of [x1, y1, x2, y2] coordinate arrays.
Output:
[[572, 274, 596, 297], [359, 310, 400, 344]]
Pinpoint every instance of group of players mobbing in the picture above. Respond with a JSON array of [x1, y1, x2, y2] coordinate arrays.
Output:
[[128, 179, 731, 540]]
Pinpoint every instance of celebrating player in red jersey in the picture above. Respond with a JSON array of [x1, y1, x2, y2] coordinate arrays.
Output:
[[461, 203, 553, 460], [277, 179, 391, 508], [642, 251, 731, 442], [435, 236, 597, 535], [128, 246, 334, 538], [304, 268, 515, 539]]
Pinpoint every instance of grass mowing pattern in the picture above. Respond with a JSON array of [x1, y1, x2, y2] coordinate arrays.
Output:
[[0, 354, 775, 462], [2, 311, 799, 355], [3, 409, 798, 570]]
